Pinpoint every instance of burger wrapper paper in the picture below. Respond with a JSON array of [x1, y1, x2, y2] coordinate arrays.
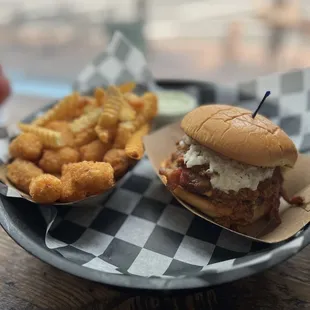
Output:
[[0, 31, 154, 206], [144, 122, 310, 243]]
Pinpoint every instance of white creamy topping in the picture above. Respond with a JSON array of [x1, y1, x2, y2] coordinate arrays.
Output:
[[181, 135, 274, 193]]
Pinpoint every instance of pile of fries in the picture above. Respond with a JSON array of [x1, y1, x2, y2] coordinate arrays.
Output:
[[6, 82, 158, 204]]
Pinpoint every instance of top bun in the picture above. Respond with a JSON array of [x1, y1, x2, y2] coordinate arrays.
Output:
[[181, 104, 298, 167]]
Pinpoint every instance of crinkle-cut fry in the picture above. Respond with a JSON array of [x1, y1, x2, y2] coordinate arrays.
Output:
[[18, 123, 64, 148], [95, 87, 105, 106], [128, 93, 158, 132], [98, 86, 124, 128], [142, 92, 158, 120], [83, 102, 99, 114], [69, 107, 102, 133], [119, 100, 136, 121], [125, 93, 144, 112], [113, 122, 134, 149], [119, 81, 136, 93], [95, 125, 116, 144], [125, 123, 150, 160], [74, 128, 97, 147], [32, 92, 81, 126]]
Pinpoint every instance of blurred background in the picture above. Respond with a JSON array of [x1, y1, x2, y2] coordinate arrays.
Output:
[[1, 0, 310, 100]]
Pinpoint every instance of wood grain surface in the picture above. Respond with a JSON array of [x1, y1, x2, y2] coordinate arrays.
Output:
[[1, 225, 310, 310], [1, 96, 310, 310]]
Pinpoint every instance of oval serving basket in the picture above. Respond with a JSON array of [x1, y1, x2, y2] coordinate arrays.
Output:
[[0, 79, 310, 293]]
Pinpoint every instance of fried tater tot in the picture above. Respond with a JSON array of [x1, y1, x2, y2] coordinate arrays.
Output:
[[74, 128, 97, 147], [29, 174, 62, 204], [45, 121, 75, 147], [9, 133, 43, 161], [61, 161, 115, 199], [39, 147, 80, 174], [60, 169, 87, 202], [79, 140, 111, 161], [103, 149, 129, 179], [7, 159, 43, 193], [125, 123, 150, 160]]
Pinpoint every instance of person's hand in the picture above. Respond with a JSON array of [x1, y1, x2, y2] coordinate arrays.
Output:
[[0, 65, 10, 104]]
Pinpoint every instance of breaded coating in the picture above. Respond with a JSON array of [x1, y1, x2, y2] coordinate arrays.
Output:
[[45, 121, 75, 147], [9, 133, 43, 161], [60, 170, 86, 202], [103, 149, 129, 179], [7, 159, 43, 193], [39, 147, 80, 174], [60, 161, 115, 201], [79, 140, 110, 162], [29, 174, 62, 204]]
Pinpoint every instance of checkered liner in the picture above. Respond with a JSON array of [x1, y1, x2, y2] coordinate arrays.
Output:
[[0, 32, 310, 278]]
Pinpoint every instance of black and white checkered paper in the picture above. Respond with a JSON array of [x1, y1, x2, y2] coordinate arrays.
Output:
[[0, 32, 310, 279]]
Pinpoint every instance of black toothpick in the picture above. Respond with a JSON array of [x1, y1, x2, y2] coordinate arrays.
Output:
[[252, 91, 271, 119]]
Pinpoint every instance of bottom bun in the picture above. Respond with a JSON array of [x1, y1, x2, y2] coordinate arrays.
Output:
[[160, 174, 269, 227]]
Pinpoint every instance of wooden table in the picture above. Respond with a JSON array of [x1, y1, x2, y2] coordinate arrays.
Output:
[[1, 96, 310, 310]]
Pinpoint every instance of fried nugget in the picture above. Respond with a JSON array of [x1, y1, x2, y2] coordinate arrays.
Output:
[[7, 159, 43, 193], [62, 161, 115, 198], [103, 149, 129, 179], [79, 140, 110, 162], [45, 121, 75, 147], [29, 174, 62, 204], [60, 170, 86, 203], [9, 133, 43, 161], [39, 147, 80, 174]]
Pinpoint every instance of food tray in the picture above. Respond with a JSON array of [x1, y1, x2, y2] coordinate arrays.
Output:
[[1, 79, 309, 292]]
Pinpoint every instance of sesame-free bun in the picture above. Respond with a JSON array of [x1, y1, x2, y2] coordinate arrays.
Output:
[[181, 104, 298, 167]]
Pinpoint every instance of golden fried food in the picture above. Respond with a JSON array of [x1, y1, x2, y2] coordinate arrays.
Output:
[[32, 92, 84, 126], [29, 174, 62, 204], [69, 107, 102, 134], [98, 86, 123, 128], [74, 128, 97, 147], [119, 81, 136, 93], [7, 159, 43, 193], [119, 100, 136, 121], [60, 161, 115, 201], [44, 121, 75, 147], [19, 123, 64, 149], [125, 123, 150, 160], [95, 125, 116, 144], [103, 149, 129, 179], [9, 133, 43, 161], [39, 147, 80, 174], [79, 140, 110, 161], [60, 169, 87, 202], [7, 83, 158, 203], [113, 122, 133, 149], [125, 93, 144, 112], [95, 88, 105, 106]]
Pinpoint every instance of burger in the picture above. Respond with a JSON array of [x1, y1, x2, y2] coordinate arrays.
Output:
[[159, 104, 300, 229]]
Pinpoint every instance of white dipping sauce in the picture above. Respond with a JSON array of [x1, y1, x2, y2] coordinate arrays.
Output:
[[182, 136, 274, 193]]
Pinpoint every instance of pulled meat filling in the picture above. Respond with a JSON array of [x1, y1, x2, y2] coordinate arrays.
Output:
[[159, 142, 288, 228]]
